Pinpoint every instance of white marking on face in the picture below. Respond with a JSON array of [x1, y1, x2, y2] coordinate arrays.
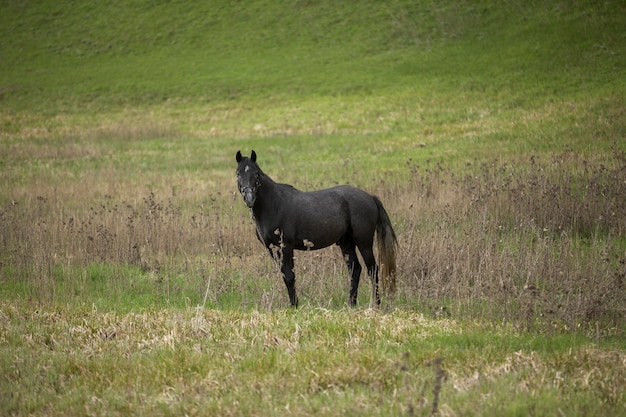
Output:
[[245, 165, 250, 173]]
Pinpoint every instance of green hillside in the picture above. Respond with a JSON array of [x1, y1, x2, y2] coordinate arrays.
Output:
[[2, 0, 624, 182], [2, 0, 624, 110]]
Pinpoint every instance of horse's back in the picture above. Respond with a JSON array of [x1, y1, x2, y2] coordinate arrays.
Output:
[[304, 185, 377, 216], [284, 184, 378, 249]]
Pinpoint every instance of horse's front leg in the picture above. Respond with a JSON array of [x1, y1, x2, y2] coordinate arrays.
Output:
[[280, 246, 298, 307]]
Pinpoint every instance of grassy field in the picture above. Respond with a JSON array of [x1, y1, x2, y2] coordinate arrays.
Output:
[[3, 301, 625, 416], [1, 0, 625, 415]]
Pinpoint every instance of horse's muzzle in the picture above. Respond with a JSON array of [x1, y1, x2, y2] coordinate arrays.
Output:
[[242, 188, 256, 208]]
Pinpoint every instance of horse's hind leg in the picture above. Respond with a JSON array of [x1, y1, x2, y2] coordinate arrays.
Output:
[[340, 243, 362, 306], [359, 246, 380, 308]]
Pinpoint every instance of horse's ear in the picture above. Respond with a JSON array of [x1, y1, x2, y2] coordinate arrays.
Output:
[[251, 150, 257, 162], [236, 150, 242, 163]]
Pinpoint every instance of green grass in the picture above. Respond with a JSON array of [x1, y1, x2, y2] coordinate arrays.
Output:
[[1, 301, 624, 416], [3, 1, 623, 105], [1, 1, 625, 415]]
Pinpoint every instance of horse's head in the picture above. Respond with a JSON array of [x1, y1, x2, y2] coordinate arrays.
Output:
[[235, 150, 262, 208]]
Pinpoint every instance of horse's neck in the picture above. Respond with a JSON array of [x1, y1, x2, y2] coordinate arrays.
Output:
[[254, 175, 282, 215]]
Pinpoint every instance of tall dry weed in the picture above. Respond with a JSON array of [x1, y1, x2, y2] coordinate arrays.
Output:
[[394, 148, 625, 334], [1, 148, 624, 334]]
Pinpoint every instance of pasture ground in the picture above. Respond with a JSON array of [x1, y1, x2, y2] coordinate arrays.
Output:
[[1, 1, 625, 415]]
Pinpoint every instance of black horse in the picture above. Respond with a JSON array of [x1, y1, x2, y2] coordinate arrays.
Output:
[[235, 150, 397, 308]]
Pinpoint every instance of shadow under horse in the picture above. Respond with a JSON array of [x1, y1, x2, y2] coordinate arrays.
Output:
[[235, 150, 397, 308]]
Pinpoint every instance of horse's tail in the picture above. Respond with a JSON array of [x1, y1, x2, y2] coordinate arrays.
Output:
[[373, 196, 398, 296]]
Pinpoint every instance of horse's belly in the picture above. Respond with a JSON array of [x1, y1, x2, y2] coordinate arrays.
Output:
[[293, 219, 346, 250]]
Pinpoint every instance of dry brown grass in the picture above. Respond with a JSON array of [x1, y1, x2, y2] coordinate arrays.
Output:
[[1, 146, 625, 336], [392, 148, 626, 334]]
